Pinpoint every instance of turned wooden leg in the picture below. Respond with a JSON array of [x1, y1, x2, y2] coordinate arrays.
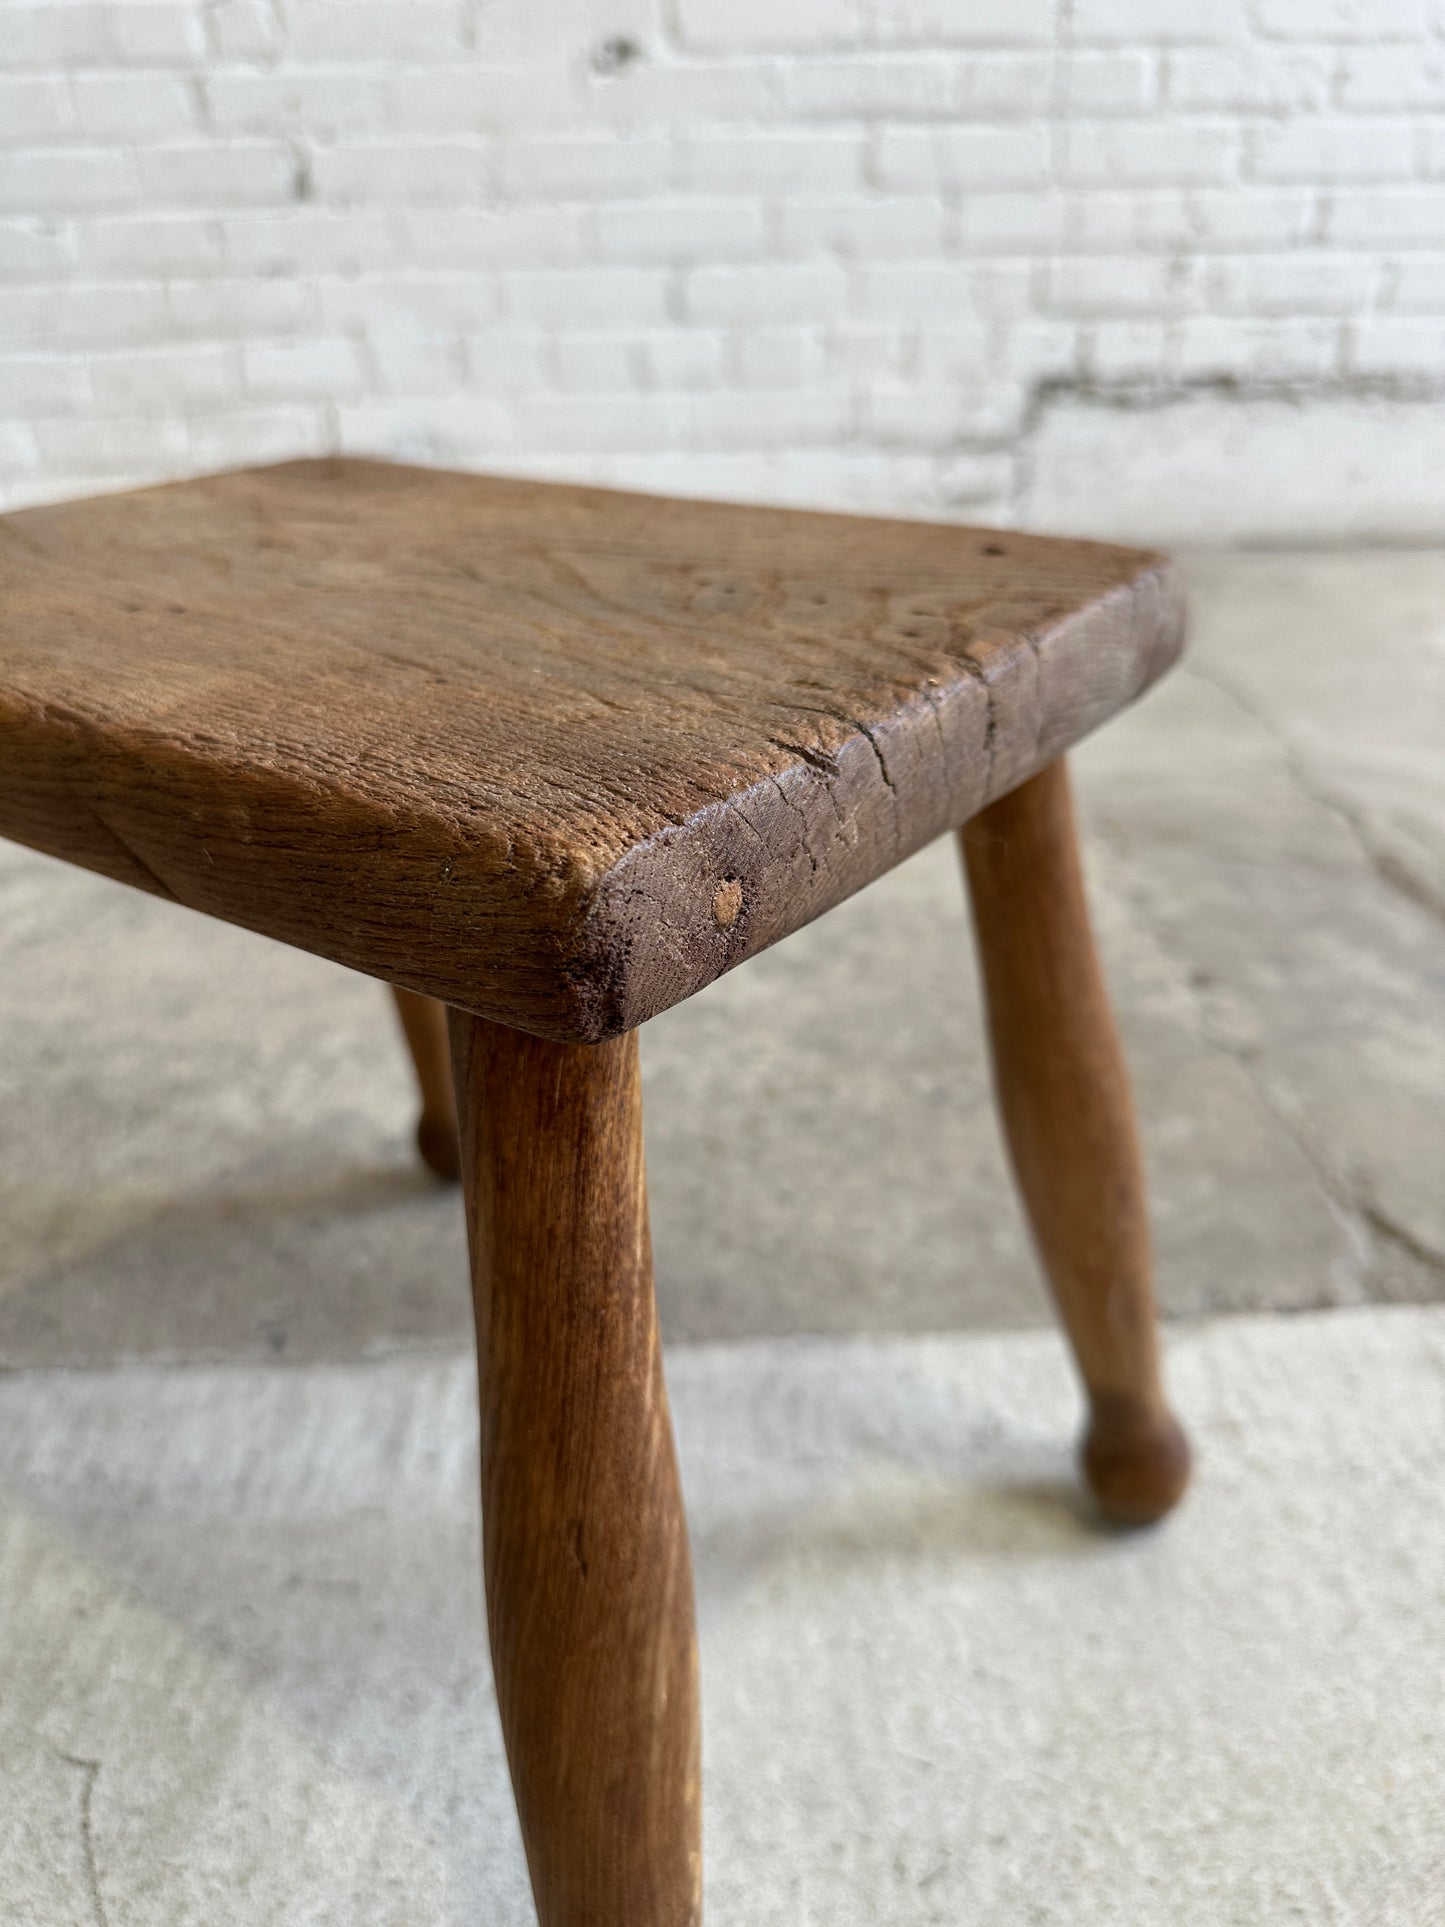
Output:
[[390, 985, 461, 1181], [960, 758, 1190, 1526], [448, 1011, 702, 1927]]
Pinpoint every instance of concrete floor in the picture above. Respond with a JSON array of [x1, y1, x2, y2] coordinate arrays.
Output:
[[1, 549, 1442, 1363]]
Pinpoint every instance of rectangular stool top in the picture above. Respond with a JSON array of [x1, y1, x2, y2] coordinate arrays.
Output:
[[0, 459, 1182, 1039]]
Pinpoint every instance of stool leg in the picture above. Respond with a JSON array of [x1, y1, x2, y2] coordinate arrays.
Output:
[[959, 758, 1190, 1526], [390, 986, 461, 1181], [448, 1011, 702, 1927]]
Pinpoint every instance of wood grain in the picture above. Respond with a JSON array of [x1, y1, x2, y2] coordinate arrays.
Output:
[[449, 1011, 701, 1926], [961, 759, 1190, 1526], [389, 985, 459, 1181], [0, 458, 1184, 1041]]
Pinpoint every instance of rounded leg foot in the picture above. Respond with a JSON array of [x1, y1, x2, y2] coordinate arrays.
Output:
[[416, 1111, 461, 1183], [1082, 1396, 1191, 1527], [391, 987, 461, 1183]]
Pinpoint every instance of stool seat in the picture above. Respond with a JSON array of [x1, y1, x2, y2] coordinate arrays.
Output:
[[0, 457, 1181, 1040]]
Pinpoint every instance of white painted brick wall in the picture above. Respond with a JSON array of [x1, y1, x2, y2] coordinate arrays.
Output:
[[3, 0, 1445, 539]]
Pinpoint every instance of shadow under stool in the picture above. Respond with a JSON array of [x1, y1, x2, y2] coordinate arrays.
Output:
[[0, 457, 1192, 1926]]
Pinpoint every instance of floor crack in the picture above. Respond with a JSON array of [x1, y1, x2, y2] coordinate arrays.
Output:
[[1184, 660, 1445, 932], [1089, 813, 1377, 1302], [59, 1753, 110, 1927], [1363, 1202, 1445, 1282]]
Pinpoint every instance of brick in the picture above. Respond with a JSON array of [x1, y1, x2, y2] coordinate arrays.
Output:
[[680, 131, 866, 193], [321, 272, 499, 331], [140, 142, 296, 207], [165, 277, 316, 337], [1339, 46, 1445, 110], [684, 260, 847, 324], [779, 56, 956, 121], [0, 75, 73, 138], [1206, 253, 1380, 314], [1060, 119, 1239, 188], [459, 331, 548, 389], [285, 2, 467, 61], [0, 4, 204, 67], [1046, 255, 1199, 316], [88, 342, 238, 409], [0, 419, 40, 472], [1063, 192, 1140, 253], [957, 192, 1067, 254], [186, 407, 331, 467], [204, 70, 395, 139], [954, 55, 1055, 118], [1421, 122, 1445, 179], [404, 206, 587, 268], [219, 210, 394, 277], [1165, 48, 1333, 112], [549, 333, 640, 389], [1081, 319, 1169, 382], [395, 65, 580, 133], [510, 391, 694, 452], [310, 142, 495, 206], [210, 1, 281, 60], [732, 327, 818, 387], [71, 71, 198, 138], [1058, 52, 1157, 115], [340, 390, 513, 449], [502, 135, 671, 200], [874, 126, 1050, 192], [363, 327, 466, 395], [872, 0, 1054, 45], [913, 324, 993, 383], [936, 453, 1014, 505], [584, 60, 777, 130], [854, 260, 1030, 320], [1325, 190, 1445, 249], [1175, 316, 1342, 381], [639, 330, 727, 389], [34, 413, 191, 473], [77, 213, 223, 275], [778, 195, 945, 258], [0, 217, 76, 278], [243, 335, 366, 398], [1070, 0, 1247, 43], [1253, 0, 1427, 38], [674, 0, 860, 54], [1347, 317, 1445, 377], [1133, 188, 1314, 250], [0, 7, 110, 69], [334, 395, 512, 458], [102, 5, 208, 65], [502, 266, 670, 324], [2, 280, 168, 352], [1001, 319, 1078, 383], [1388, 259, 1445, 310], [0, 148, 139, 214], [593, 198, 765, 264], [690, 387, 851, 445], [0, 356, 91, 413], [1251, 119, 1415, 184], [821, 324, 906, 378]]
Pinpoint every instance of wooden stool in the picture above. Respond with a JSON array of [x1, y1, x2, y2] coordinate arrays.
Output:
[[0, 458, 1191, 1926]]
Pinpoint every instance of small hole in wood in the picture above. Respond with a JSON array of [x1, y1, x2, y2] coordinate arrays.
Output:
[[982, 544, 1005, 557], [712, 879, 743, 930]]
